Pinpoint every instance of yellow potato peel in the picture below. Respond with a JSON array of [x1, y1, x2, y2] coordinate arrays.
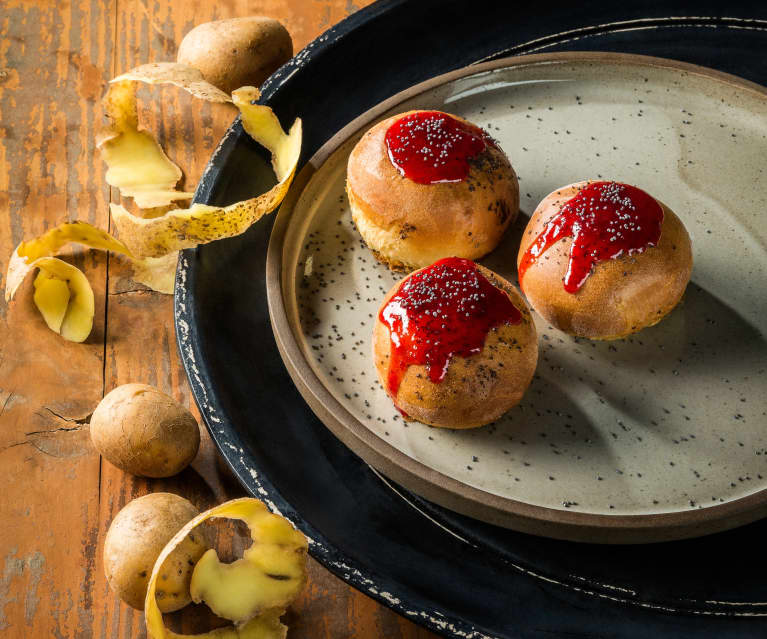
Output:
[[150, 612, 286, 639], [98, 63, 234, 208], [190, 500, 308, 622], [113, 62, 233, 103], [4, 222, 124, 342], [5, 221, 178, 341], [6, 222, 131, 300], [27, 257, 94, 342], [99, 76, 193, 208], [145, 498, 306, 639], [9, 67, 302, 341], [130, 251, 180, 294], [232, 88, 294, 180], [6, 220, 176, 294], [110, 86, 301, 258], [33, 271, 70, 333]]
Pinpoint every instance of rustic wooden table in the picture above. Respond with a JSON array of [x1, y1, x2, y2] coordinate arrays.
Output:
[[0, 1, 438, 637]]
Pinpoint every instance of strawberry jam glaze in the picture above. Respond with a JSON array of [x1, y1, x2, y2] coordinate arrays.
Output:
[[518, 181, 664, 293], [384, 111, 495, 184], [379, 257, 522, 402]]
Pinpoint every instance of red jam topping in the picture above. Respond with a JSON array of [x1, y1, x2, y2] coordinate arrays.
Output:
[[518, 181, 664, 293], [384, 111, 493, 184], [379, 257, 522, 403]]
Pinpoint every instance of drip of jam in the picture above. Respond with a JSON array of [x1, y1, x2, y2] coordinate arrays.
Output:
[[379, 257, 522, 404], [518, 181, 664, 293], [384, 111, 494, 184]]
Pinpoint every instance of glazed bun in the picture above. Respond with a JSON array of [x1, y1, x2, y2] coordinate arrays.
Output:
[[517, 180, 693, 340], [347, 110, 519, 271], [373, 257, 537, 429]]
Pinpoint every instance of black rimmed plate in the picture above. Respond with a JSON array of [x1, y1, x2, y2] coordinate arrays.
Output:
[[175, 1, 767, 637]]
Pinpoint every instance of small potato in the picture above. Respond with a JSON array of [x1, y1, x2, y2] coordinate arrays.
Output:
[[177, 17, 293, 94], [103, 493, 210, 612], [91, 383, 200, 478]]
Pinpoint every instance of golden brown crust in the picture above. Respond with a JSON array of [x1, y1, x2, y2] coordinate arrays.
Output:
[[372, 264, 538, 429], [517, 181, 693, 339], [347, 110, 519, 271]]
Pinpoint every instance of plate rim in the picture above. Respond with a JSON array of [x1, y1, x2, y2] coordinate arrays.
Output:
[[266, 50, 767, 544]]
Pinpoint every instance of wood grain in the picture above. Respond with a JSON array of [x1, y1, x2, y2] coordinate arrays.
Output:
[[0, 0, 438, 637]]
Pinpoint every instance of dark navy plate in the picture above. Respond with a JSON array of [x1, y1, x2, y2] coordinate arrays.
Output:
[[175, 1, 767, 636]]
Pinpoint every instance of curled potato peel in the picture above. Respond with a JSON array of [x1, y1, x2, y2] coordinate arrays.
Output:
[[232, 88, 296, 180], [130, 251, 180, 294], [28, 257, 94, 342], [151, 612, 287, 639], [5, 221, 176, 341], [113, 62, 233, 103], [99, 75, 192, 209], [6, 221, 130, 300], [110, 86, 301, 258], [190, 499, 308, 622], [145, 498, 306, 639], [99, 63, 232, 208], [8, 66, 301, 341], [33, 271, 70, 333], [5, 222, 123, 342]]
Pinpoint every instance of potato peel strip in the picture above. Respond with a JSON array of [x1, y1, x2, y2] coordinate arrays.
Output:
[[99, 63, 233, 209], [5, 222, 125, 342], [33, 271, 70, 333], [130, 251, 179, 295], [145, 498, 306, 639], [112, 62, 233, 103], [27, 257, 95, 342], [9, 67, 301, 341], [110, 85, 301, 258], [99, 76, 192, 208], [232, 88, 293, 180], [189, 500, 308, 622], [5, 221, 177, 341], [6, 222, 130, 300]]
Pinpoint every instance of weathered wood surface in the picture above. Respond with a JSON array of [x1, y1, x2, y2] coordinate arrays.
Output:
[[0, 1, 438, 637]]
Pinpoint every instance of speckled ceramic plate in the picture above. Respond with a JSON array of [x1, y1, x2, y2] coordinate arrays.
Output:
[[267, 52, 767, 543]]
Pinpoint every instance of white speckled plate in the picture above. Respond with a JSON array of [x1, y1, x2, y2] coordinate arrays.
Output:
[[267, 53, 767, 542]]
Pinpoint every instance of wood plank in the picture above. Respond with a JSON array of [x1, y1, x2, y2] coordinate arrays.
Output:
[[0, 1, 116, 637], [1, 0, 438, 636]]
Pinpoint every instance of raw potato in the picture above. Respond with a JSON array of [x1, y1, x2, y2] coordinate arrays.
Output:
[[104, 493, 210, 612], [177, 17, 293, 94], [91, 384, 200, 478]]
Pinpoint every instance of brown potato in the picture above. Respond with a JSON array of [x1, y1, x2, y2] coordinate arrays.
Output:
[[177, 17, 293, 94], [90, 383, 200, 478], [103, 493, 210, 612]]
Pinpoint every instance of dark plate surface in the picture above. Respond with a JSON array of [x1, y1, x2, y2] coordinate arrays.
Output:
[[175, 1, 767, 637]]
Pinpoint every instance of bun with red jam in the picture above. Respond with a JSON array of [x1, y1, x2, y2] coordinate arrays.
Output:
[[347, 110, 519, 272], [373, 257, 537, 429], [517, 180, 693, 339]]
